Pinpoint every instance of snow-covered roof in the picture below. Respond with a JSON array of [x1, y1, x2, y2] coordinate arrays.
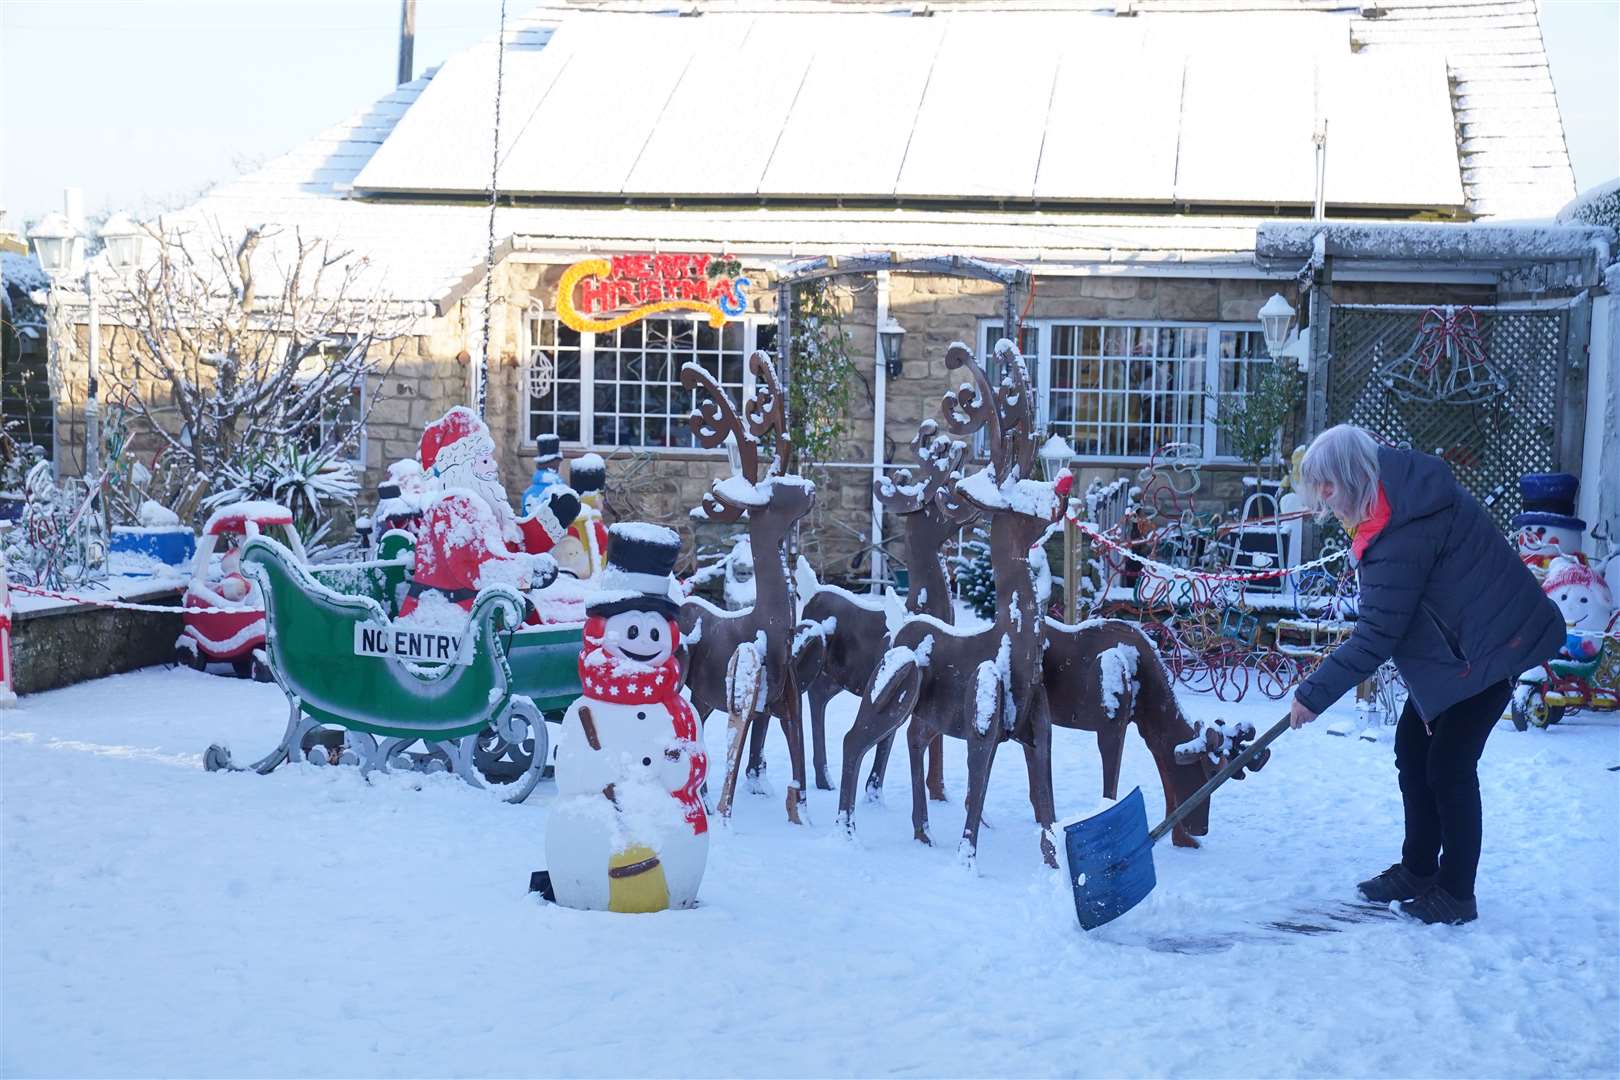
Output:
[[155, 0, 1576, 309], [353, 7, 1471, 210]]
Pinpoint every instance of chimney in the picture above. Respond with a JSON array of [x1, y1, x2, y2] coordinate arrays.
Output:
[[397, 0, 416, 86]]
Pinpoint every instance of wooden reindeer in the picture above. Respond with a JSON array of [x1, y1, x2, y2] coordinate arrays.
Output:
[[1039, 618, 1268, 848], [836, 340, 1062, 867], [803, 419, 978, 799], [677, 352, 823, 824]]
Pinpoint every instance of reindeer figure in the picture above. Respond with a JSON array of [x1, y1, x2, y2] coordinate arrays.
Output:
[[803, 419, 979, 799], [1039, 618, 1267, 848], [678, 352, 822, 824], [837, 340, 1061, 867]]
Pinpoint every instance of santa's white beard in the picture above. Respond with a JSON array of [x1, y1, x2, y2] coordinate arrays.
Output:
[[441, 466, 519, 536]]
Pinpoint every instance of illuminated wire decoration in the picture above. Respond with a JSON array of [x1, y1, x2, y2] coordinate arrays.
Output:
[[555, 253, 753, 334], [1375, 305, 1508, 407]]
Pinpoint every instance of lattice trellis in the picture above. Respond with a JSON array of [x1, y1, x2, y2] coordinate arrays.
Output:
[[1326, 304, 1570, 530]]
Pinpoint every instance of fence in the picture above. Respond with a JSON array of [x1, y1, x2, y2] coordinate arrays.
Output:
[[1326, 302, 1580, 529]]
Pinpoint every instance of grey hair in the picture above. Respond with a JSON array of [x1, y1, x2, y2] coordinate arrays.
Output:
[[1299, 424, 1382, 526]]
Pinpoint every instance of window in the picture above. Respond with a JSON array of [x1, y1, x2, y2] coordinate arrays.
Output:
[[978, 318, 1268, 461], [525, 311, 775, 450], [296, 384, 365, 466]]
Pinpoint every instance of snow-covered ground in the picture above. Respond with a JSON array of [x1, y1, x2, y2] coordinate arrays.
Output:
[[3, 667, 1616, 1078]]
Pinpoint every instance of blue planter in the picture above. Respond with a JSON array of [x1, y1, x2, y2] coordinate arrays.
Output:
[[111, 526, 197, 567]]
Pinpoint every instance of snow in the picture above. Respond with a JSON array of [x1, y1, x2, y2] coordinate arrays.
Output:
[[957, 465, 1060, 521], [2, 667, 1616, 1078], [713, 475, 768, 509], [136, 500, 180, 527], [1097, 642, 1140, 720], [868, 646, 916, 704], [203, 500, 294, 536]]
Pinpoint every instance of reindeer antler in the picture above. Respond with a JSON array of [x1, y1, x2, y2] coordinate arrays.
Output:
[[941, 340, 1037, 488], [683, 361, 759, 481], [875, 419, 965, 518], [743, 352, 792, 478]]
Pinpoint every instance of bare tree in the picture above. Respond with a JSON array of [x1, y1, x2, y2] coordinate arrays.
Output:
[[95, 220, 409, 527]]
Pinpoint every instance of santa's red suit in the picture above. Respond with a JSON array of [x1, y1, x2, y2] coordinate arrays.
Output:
[[399, 407, 580, 618]]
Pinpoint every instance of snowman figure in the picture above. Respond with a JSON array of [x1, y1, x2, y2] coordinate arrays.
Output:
[[544, 523, 708, 912], [1512, 473, 1589, 576], [1542, 556, 1615, 664]]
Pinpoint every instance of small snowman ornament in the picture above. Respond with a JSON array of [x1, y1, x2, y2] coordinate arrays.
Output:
[[1543, 556, 1615, 664], [544, 523, 707, 912]]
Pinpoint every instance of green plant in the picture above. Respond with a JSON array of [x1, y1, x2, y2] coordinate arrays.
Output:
[[951, 531, 997, 620], [1215, 361, 1301, 482], [785, 279, 855, 467]]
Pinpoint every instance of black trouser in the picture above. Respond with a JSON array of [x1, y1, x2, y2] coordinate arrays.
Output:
[[1393, 679, 1512, 900]]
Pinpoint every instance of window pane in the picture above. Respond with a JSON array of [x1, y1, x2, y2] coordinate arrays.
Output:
[[1041, 321, 1218, 460], [582, 314, 756, 449]]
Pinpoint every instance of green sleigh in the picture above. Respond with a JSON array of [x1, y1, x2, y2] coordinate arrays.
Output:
[[203, 536, 584, 803]]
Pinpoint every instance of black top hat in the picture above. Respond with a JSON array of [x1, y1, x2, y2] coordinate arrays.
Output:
[[1512, 472, 1585, 531], [535, 433, 561, 464], [570, 453, 606, 495], [587, 522, 682, 619]]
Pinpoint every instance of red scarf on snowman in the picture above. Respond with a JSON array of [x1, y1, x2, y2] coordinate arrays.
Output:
[[580, 615, 707, 835]]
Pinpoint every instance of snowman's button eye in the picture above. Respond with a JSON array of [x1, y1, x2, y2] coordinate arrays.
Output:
[[637, 711, 647, 720], [628, 625, 640, 640], [642, 756, 652, 766], [650, 627, 661, 642]]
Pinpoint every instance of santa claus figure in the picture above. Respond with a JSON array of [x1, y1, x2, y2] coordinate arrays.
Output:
[[400, 407, 580, 620], [543, 523, 707, 912]]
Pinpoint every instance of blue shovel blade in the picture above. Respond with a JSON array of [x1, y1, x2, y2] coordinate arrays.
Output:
[[1064, 786, 1157, 931]]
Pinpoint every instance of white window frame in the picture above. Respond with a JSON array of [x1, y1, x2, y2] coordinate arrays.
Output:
[[524, 311, 772, 453], [977, 317, 1267, 464]]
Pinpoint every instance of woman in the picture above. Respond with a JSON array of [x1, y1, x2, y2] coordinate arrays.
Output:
[[1289, 425, 1563, 925]]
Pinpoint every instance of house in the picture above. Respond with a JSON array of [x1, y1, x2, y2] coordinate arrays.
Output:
[[38, 0, 1615, 578]]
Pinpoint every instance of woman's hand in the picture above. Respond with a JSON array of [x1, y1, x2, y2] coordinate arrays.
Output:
[[1289, 697, 1319, 730]]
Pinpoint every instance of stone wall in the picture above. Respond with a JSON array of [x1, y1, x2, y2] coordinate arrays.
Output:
[[11, 596, 184, 694]]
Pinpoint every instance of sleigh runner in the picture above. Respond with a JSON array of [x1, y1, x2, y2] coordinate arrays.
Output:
[[203, 536, 578, 802]]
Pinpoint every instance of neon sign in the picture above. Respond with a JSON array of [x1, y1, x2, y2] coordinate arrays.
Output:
[[555, 253, 752, 334]]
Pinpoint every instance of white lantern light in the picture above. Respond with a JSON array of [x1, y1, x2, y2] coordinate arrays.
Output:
[[98, 211, 145, 272], [1038, 434, 1075, 482], [27, 212, 84, 278], [878, 314, 907, 379], [1259, 293, 1297, 361]]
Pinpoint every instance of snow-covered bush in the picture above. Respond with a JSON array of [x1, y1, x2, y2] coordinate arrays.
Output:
[[202, 443, 361, 560], [95, 222, 406, 527]]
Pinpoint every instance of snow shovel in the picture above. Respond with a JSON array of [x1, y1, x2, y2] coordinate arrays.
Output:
[[1064, 714, 1293, 931]]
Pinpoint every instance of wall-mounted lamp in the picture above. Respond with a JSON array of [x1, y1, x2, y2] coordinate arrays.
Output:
[[1259, 292, 1310, 370], [879, 314, 907, 380]]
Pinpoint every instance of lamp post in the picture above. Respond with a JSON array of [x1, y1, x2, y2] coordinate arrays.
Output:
[[28, 206, 143, 489]]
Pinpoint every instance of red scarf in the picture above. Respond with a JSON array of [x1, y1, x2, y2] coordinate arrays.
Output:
[[580, 616, 706, 835], [1350, 485, 1392, 561]]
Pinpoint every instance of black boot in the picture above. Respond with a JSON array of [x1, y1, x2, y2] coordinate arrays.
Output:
[[1396, 887, 1478, 925], [1357, 863, 1438, 903]]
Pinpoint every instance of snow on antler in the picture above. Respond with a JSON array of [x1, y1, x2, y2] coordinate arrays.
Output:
[[1175, 717, 1267, 777]]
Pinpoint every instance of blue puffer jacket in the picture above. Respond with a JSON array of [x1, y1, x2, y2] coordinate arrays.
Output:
[[1296, 447, 1564, 721]]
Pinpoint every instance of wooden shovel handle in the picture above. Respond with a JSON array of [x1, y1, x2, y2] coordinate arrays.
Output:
[[1148, 715, 1293, 844]]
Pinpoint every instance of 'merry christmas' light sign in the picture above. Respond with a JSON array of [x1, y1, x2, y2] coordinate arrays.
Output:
[[555, 253, 751, 333]]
